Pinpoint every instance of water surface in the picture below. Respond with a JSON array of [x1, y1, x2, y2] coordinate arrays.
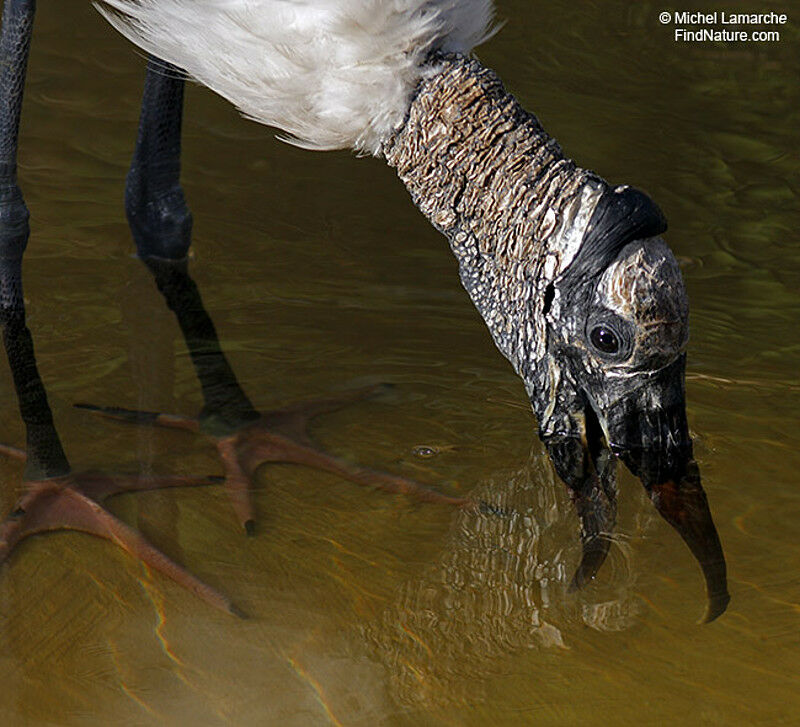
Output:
[[1, 1, 799, 724]]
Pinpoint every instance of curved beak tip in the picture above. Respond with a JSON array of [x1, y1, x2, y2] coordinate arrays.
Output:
[[699, 588, 731, 624]]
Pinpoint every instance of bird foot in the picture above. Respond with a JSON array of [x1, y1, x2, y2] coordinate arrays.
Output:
[[0, 462, 242, 616], [76, 384, 472, 535]]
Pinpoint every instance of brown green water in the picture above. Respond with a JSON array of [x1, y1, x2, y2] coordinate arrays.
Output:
[[1, 0, 799, 724]]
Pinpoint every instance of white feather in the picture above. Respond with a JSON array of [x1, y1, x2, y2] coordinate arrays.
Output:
[[96, 0, 495, 155]]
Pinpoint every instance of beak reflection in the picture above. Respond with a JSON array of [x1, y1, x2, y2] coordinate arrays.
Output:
[[545, 430, 618, 593]]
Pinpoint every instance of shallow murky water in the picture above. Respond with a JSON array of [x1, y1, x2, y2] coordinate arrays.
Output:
[[1, 1, 799, 724]]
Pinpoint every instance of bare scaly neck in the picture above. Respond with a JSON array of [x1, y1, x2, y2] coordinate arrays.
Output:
[[383, 54, 605, 375]]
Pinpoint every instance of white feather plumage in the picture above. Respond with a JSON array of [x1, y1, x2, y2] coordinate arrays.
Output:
[[97, 0, 495, 154]]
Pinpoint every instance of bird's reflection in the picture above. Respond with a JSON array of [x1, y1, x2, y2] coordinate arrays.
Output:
[[364, 451, 630, 708]]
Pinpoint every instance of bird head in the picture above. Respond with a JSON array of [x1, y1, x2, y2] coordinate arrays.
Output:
[[527, 185, 729, 621]]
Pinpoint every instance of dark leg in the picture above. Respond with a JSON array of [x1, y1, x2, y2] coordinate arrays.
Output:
[[0, 0, 69, 481], [0, 19, 240, 615], [125, 59, 259, 433], [116, 61, 470, 533]]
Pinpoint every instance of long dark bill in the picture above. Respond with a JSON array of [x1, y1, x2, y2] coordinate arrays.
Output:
[[606, 360, 730, 622], [647, 461, 730, 623]]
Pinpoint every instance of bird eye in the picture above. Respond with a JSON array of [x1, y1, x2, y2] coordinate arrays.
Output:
[[590, 325, 620, 354]]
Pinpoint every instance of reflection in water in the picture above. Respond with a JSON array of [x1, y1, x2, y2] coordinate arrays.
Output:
[[365, 451, 639, 709], [546, 418, 729, 622], [0, 8, 735, 722]]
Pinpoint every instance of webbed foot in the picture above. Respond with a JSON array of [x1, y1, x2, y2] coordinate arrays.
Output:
[[77, 384, 471, 535], [0, 446, 242, 616]]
